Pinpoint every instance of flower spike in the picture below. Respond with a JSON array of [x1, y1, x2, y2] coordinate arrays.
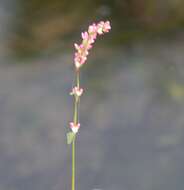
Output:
[[74, 21, 111, 69]]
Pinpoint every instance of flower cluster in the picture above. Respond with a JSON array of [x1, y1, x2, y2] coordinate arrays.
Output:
[[70, 86, 83, 97], [68, 21, 111, 137], [74, 21, 111, 69]]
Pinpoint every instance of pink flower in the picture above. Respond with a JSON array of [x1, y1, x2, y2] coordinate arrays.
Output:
[[74, 21, 111, 69], [88, 23, 97, 33], [97, 21, 104, 35], [81, 32, 88, 40], [74, 55, 87, 69], [97, 21, 111, 35], [70, 122, 80, 133], [70, 86, 83, 97], [103, 21, 111, 32]]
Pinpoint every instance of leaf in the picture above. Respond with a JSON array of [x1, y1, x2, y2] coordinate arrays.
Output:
[[67, 132, 75, 145]]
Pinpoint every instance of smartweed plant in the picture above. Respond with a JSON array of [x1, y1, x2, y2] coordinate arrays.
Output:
[[67, 21, 111, 190]]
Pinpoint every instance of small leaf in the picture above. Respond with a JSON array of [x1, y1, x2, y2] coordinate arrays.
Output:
[[67, 132, 75, 145]]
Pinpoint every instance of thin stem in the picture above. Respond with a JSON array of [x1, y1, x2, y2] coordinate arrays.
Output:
[[72, 137, 76, 190], [72, 71, 80, 190], [77, 71, 80, 88], [73, 100, 77, 125], [72, 97, 77, 190]]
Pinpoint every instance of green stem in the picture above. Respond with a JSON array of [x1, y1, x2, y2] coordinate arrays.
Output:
[[77, 71, 80, 88], [72, 136, 75, 190], [72, 70, 80, 190], [74, 100, 77, 124], [72, 98, 77, 190]]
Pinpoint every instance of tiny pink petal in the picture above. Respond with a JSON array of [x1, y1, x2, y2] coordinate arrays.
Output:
[[81, 32, 88, 40]]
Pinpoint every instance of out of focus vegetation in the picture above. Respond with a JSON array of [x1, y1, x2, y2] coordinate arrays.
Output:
[[9, 0, 184, 56]]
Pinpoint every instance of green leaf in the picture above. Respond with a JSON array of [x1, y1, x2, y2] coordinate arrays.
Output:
[[67, 132, 75, 145]]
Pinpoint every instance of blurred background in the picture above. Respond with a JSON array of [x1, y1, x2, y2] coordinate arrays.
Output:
[[1, 0, 184, 190]]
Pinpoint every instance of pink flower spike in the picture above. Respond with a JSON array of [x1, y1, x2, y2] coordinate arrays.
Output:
[[74, 21, 111, 69], [70, 86, 83, 97], [70, 122, 80, 133]]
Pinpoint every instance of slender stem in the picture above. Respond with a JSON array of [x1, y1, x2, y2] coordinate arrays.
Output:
[[77, 71, 80, 88], [73, 100, 77, 124], [72, 136, 75, 190], [72, 70, 80, 190], [72, 98, 77, 190], [73, 72, 79, 125]]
